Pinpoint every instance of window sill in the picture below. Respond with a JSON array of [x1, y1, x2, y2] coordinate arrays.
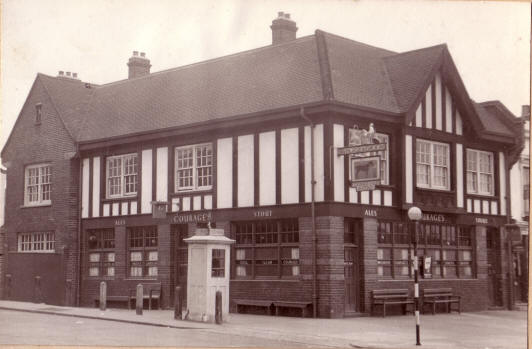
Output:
[[416, 187, 454, 193], [124, 278, 159, 281], [20, 203, 52, 209], [230, 278, 301, 282], [102, 196, 137, 203], [15, 251, 56, 254], [465, 193, 495, 199], [172, 188, 213, 196]]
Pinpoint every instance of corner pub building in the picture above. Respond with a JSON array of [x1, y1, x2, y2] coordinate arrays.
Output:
[[1, 13, 524, 318]]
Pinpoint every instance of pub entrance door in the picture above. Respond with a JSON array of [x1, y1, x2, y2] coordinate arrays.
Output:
[[486, 227, 502, 307], [344, 219, 362, 314], [172, 224, 188, 308]]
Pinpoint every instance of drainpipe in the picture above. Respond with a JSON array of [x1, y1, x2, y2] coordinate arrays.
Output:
[[300, 107, 318, 318], [504, 157, 514, 310], [76, 145, 82, 307]]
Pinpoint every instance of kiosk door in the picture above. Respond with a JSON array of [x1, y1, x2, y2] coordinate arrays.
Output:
[[344, 247, 359, 312], [486, 227, 502, 307]]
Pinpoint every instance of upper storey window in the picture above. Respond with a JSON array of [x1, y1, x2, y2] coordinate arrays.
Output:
[[106, 153, 138, 198], [175, 143, 213, 192], [416, 139, 450, 190], [466, 149, 494, 196], [25, 163, 51, 206]]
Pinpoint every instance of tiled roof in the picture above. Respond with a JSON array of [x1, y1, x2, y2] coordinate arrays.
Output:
[[474, 101, 519, 137], [32, 30, 518, 144]]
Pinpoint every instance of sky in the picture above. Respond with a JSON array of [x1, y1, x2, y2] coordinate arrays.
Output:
[[1, 0, 530, 153]]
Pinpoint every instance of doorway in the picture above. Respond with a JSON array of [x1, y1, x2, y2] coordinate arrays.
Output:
[[344, 219, 361, 313], [172, 224, 188, 308], [486, 227, 502, 307]]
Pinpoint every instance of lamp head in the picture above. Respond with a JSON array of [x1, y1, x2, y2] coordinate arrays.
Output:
[[407, 206, 422, 221]]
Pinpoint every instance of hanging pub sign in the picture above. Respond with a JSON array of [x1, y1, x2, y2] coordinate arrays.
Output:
[[337, 123, 387, 191], [152, 201, 168, 219]]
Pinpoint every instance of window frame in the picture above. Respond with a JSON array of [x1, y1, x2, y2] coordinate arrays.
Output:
[[24, 163, 52, 206], [87, 228, 116, 278], [174, 143, 213, 192], [416, 139, 450, 190], [106, 153, 138, 199], [522, 166, 529, 218], [466, 149, 495, 196], [17, 232, 55, 253], [232, 219, 300, 280], [376, 221, 475, 280], [127, 226, 158, 278]]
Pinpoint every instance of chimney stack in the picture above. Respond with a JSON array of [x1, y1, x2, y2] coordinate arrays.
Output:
[[57, 70, 79, 80], [271, 12, 298, 45], [521, 105, 530, 117], [127, 50, 151, 79]]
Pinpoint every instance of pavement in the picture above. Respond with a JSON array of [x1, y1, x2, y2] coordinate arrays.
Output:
[[0, 300, 528, 349]]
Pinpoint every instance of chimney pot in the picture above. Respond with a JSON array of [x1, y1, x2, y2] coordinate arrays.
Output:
[[133, 51, 139, 56], [66, 72, 71, 77], [73, 72, 78, 79], [285, 13, 290, 19], [278, 11, 284, 17], [140, 52, 145, 57], [58, 71, 64, 76]]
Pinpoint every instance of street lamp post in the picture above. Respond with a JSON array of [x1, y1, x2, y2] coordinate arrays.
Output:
[[408, 206, 422, 346]]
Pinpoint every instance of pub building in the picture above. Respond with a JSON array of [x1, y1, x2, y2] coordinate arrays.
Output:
[[0, 13, 524, 317]]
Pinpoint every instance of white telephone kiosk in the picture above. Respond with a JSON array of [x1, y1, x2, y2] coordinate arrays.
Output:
[[184, 228, 234, 323]]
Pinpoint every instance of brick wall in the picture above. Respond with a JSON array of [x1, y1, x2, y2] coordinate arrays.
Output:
[[1, 77, 79, 305]]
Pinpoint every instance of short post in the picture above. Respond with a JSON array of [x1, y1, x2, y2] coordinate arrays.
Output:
[[408, 206, 422, 346], [136, 284, 143, 315], [34, 276, 42, 303], [99, 281, 107, 311], [174, 286, 182, 320], [215, 290, 222, 324], [5, 274, 11, 299]]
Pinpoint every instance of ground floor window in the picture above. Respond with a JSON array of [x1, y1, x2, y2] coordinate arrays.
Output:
[[87, 228, 115, 277], [232, 218, 299, 279], [127, 226, 158, 277], [17, 232, 55, 252], [377, 220, 475, 279]]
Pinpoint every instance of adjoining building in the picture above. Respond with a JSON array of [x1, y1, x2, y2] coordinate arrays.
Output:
[[510, 105, 530, 304], [0, 13, 524, 317]]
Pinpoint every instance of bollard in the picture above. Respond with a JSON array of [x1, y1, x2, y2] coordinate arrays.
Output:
[[5, 274, 11, 299], [174, 286, 182, 320], [99, 281, 107, 311], [136, 284, 143, 315], [34, 276, 42, 303], [215, 290, 222, 324]]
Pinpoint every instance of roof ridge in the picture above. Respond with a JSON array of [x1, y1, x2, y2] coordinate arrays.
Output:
[[97, 34, 318, 89], [382, 43, 446, 60], [316, 29, 396, 55], [315, 30, 334, 101]]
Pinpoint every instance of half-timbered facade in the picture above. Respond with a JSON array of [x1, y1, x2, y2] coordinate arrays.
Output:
[[1, 13, 524, 317]]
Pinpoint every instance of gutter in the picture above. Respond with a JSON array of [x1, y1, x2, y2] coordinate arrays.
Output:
[[300, 107, 318, 318]]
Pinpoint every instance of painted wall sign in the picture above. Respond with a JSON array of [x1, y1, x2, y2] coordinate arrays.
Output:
[[338, 143, 387, 156], [253, 210, 273, 217], [114, 219, 126, 226], [475, 217, 489, 225], [364, 209, 378, 217], [421, 213, 446, 223], [172, 211, 212, 224]]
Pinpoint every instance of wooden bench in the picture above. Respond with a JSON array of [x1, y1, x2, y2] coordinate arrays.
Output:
[[422, 288, 460, 315], [234, 299, 273, 315], [128, 282, 162, 310], [371, 289, 414, 317], [273, 301, 312, 318], [94, 295, 129, 308]]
